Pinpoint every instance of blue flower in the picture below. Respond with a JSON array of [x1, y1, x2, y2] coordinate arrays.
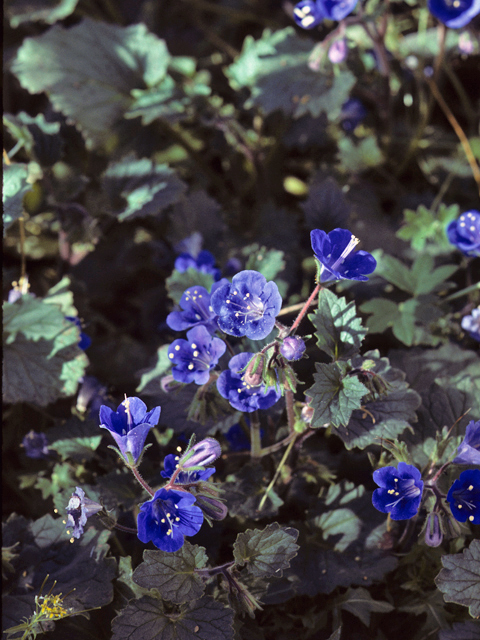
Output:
[[174, 250, 221, 281], [461, 306, 480, 342], [280, 336, 306, 361], [160, 453, 216, 484], [311, 228, 377, 282], [447, 210, 480, 256], [166, 280, 228, 334], [428, 0, 480, 28], [65, 487, 103, 539], [99, 397, 161, 464], [372, 462, 424, 520], [340, 98, 367, 132], [293, 0, 358, 28], [168, 325, 226, 385], [217, 352, 281, 413], [137, 487, 204, 552], [447, 469, 480, 525], [22, 431, 49, 459], [453, 420, 480, 465], [211, 270, 282, 340], [66, 316, 91, 350]]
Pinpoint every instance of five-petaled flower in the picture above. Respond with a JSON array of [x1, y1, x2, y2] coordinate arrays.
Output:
[[293, 0, 358, 29], [175, 250, 221, 281], [428, 0, 480, 28], [311, 228, 377, 283], [168, 325, 226, 385], [65, 487, 103, 539], [447, 469, 480, 524], [447, 210, 480, 256], [217, 352, 282, 413], [166, 281, 228, 334], [372, 462, 424, 520], [461, 306, 480, 342], [22, 431, 50, 459], [211, 270, 282, 340], [137, 487, 204, 552], [453, 420, 480, 465], [99, 397, 161, 464]]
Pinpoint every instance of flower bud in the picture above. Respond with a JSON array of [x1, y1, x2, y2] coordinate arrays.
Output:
[[424, 512, 443, 547], [195, 495, 228, 521], [328, 39, 348, 64], [280, 336, 306, 361], [179, 438, 221, 468], [243, 353, 265, 386]]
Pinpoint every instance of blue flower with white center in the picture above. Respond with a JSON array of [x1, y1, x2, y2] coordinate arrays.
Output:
[[99, 397, 161, 464], [311, 228, 377, 283], [447, 469, 480, 525], [211, 270, 282, 340], [166, 280, 228, 334], [454, 420, 480, 465], [461, 307, 480, 342], [447, 210, 480, 256], [293, 0, 324, 28], [65, 487, 103, 539], [137, 488, 204, 552], [168, 325, 226, 385], [217, 352, 282, 413], [161, 453, 216, 484], [372, 462, 424, 520], [174, 250, 221, 281], [428, 0, 480, 28]]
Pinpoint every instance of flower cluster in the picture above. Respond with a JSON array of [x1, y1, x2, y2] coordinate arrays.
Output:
[[447, 209, 480, 257], [175, 249, 221, 281], [293, 0, 358, 29]]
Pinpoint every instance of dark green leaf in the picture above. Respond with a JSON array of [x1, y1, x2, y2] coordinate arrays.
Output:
[[306, 361, 367, 428], [133, 544, 208, 605], [396, 203, 460, 253], [117, 556, 154, 602], [438, 621, 480, 640], [337, 136, 384, 173], [243, 245, 285, 282], [5, 0, 78, 27], [309, 288, 366, 360], [103, 156, 186, 221], [222, 463, 283, 520], [166, 269, 215, 305], [47, 416, 102, 462], [11, 19, 171, 148], [3, 162, 32, 232], [435, 540, 480, 618], [4, 112, 62, 165], [226, 28, 355, 120], [137, 345, 172, 393], [233, 523, 299, 578], [338, 587, 394, 626], [313, 508, 361, 553], [111, 595, 234, 640]]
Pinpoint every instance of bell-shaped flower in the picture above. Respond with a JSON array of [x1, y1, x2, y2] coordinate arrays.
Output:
[[311, 228, 376, 283], [65, 487, 103, 539], [372, 462, 423, 520], [453, 420, 480, 465]]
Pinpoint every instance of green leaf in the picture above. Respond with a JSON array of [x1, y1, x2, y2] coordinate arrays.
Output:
[[333, 351, 421, 450], [103, 156, 186, 221], [226, 28, 355, 120], [4, 296, 71, 343], [47, 416, 102, 462], [11, 19, 171, 149], [396, 203, 460, 253], [137, 345, 172, 392], [4, 112, 62, 165], [222, 463, 283, 520], [243, 245, 285, 281], [309, 288, 366, 360], [337, 136, 384, 173], [313, 508, 361, 553], [338, 587, 394, 626], [111, 595, 234, 640], [5, 0, 79, 27], [233, 523, 299, 578], [306, 361, 367, 428], [3, 162, 32, 232], [439, 621, 480, 640], [117, 556, 154, 603], [43, 275, 77, 316], [435, 540, 480, 618], [132, 544, 208, 605], [396, 27, 461, 57], [166, 268, 215, 305]]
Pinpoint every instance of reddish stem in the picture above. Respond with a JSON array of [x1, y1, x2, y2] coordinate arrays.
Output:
[[288, 283, 322, 335]]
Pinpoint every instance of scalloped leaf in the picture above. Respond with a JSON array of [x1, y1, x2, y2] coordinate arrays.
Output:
[[136, 345, 172, 393], [3, 162, 33, 232], [6, 0, 79, 27], [226, 28, 355, 120], [313, 508, 361, 553], [306, 361, 367, 428], [435, 540, 480, 618], [47, 416, 102, 462], [103, 156, 186, 221], [338, 587, 394, 626], [111, 595, 234, 640], [11, 19, 171, 149], [132, 544, 208, 605], [233, 523, 299, 578], [309, 288, 366, 361]]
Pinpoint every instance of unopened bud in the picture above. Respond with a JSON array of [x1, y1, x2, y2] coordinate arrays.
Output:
[[301, 403, 314, 423], [328, 39, 348, 64], [243, 354, 265, 386], [424, 512, 443, 547], [179, 438, 221, 468], [280, 336, 306, 361], [195, 495, 228, 521]]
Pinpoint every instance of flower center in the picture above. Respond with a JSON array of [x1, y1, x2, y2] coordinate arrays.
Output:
[[330, 234, 360, 271], [226, 290, 265, 323], [153, 499, 181, 537]]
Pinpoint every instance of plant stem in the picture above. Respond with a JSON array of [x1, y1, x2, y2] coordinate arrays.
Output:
[[258, 436, 296, 511], [285, 389, 296, 435], [288, 283, 321, 335], [131, 467, 155, 496], [249, 411, 262, 459], [444, 281, 480, 302], [114, 523, 138, 534]]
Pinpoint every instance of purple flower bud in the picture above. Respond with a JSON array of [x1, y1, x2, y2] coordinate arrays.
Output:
[[195, 495, 228, 521], [424, 512, 443, 547], [243, 354, 265, 386], [180, 438, 221, 468], [328, 39, 348, 64], [280, 336, 306, 361]]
